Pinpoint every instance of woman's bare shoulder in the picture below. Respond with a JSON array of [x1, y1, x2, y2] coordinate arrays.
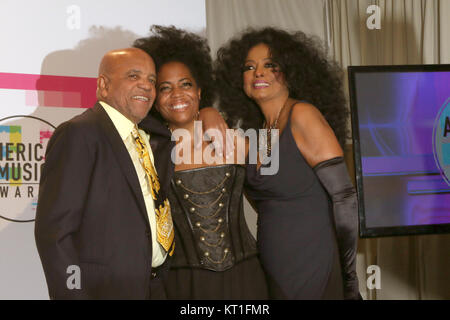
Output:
[[289, 102, 343, 167]]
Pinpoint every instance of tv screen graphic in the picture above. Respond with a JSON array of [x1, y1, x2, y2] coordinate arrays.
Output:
[[348, 65, 450, 237]]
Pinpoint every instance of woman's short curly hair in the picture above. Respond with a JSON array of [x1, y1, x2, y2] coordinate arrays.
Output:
[[134, 25, 215, 110], [215, 27, 348, 146]]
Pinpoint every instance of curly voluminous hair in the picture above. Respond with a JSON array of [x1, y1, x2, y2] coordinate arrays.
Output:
[[134, 25, 215, 110], [215, 27, 348, 146]]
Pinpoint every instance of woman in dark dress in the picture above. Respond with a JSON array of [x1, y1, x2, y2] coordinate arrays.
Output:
[[134, 26, 268, 299], [215, 27, 360, 300]]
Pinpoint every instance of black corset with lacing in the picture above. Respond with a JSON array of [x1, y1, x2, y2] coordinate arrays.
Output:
[[168, 164, 258, 272]]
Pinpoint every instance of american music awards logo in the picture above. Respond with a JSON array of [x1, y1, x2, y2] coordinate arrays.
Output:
[[0, 115, 55, 223], [433, 97, 450, 186]]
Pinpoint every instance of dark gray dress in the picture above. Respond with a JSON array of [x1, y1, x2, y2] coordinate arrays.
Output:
[[245, 109, 344, 300], [166, 164, 268, 299]]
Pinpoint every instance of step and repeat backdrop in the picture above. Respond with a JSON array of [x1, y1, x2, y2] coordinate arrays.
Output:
[[0, 0, 206, 299]]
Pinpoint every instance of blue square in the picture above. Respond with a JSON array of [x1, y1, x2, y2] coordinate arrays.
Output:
[[442, 143, 450, 165], [0, 166, 6, 180]]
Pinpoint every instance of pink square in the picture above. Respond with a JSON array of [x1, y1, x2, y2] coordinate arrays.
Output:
[[44, 91, 63, 107], [25, 90, 39, 106], [63, 92, 82, 108]]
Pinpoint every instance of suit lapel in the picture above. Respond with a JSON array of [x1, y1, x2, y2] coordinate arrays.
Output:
[[92, 102, 149, 225]]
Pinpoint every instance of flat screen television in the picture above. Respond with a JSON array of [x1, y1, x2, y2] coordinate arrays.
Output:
[[348, 64, 450, 237]]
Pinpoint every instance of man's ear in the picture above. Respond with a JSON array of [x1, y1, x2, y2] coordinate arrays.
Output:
[[97, 75, 109, 98]]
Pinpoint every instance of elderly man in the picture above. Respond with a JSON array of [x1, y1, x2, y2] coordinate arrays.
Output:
[[35, 48, 226, 299]]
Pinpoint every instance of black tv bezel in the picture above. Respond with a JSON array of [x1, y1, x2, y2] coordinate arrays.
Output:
[[348, 64, 450, 238]]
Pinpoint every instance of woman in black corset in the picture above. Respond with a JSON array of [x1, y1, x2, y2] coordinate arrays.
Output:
[[134, 26, 268, 299], [215, 27, 361, 300]]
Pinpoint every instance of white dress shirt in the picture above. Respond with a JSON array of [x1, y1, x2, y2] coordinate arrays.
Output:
[[100, 101, 166, 267]]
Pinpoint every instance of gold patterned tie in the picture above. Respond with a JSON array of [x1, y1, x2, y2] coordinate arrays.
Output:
[[131, 126, 174, 255]]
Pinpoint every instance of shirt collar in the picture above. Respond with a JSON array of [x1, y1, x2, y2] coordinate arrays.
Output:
[[99, 101, 136, 141]]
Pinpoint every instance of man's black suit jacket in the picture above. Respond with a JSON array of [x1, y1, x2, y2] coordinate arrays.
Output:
[[35, 102, 174, 299]]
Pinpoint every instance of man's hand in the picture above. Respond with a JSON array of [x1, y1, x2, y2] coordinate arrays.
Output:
[[197, 107, 234, 158]]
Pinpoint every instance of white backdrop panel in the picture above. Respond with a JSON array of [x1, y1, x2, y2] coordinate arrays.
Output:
[[0, 0, 206, 299]]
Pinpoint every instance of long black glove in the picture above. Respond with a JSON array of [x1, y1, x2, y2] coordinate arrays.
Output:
[[314, 156, 361, 300]]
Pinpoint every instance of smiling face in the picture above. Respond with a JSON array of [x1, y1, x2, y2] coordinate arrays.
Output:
[[155, 61, 201, 129], [98, 48, 156, 124], [242, 43, 288, 104]]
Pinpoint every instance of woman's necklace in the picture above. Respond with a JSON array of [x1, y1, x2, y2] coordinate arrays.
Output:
[[261, 98, 290, 157]]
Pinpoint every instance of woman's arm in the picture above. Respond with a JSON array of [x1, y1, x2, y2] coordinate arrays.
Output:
[[289, 102, 343, 167], [290, 102, 360, 300], [198, 107, 234, 158]]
